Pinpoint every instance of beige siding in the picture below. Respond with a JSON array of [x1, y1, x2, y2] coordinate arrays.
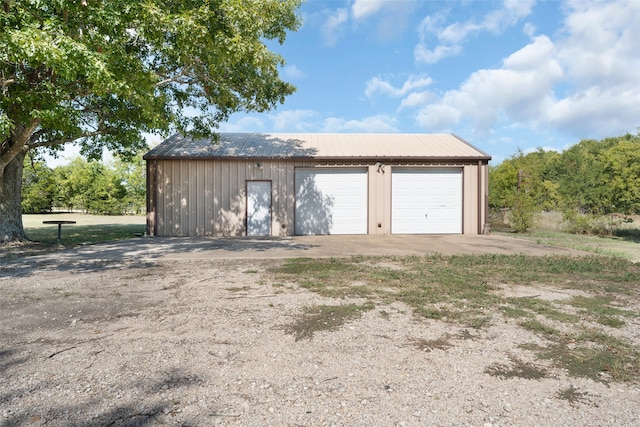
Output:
[[367, 163, 390, 234], [148, 159, 489, 237], [463, 165, 475, 234]]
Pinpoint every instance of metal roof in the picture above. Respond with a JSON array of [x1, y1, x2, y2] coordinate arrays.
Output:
[[144, 133, 491, 161]]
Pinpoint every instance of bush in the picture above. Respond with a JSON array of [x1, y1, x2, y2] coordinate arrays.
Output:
[[563, 211, 635, 236], [508, 193, 537, 232]]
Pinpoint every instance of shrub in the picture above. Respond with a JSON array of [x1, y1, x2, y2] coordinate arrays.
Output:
[[508, 192, 537, 232]]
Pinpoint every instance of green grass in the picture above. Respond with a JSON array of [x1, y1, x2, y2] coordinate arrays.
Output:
[[485, 355, 549, 380], [525, 338, 640, 383], [271, 254, 640, 383], [513, 229, 640, 262], [518, 319, 562, 339], [1, 214, 146, 260], [280, 303, 374, 341], [25, 223, 145, 246], [566, 295, 637, 328], [22, 213, 145, 246]]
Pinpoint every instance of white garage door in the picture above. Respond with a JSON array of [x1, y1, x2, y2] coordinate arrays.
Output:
[[392, 168, 462, 234], [295, 168, 368, 235]]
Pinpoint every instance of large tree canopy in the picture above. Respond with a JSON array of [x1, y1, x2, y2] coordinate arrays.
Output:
[[0, 0, 301, 243]]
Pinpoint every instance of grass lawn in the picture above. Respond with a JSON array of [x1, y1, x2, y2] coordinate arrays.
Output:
[[492, 211, 640, 262], [512, 230, 640, 263], [22, 213, 146, 246]]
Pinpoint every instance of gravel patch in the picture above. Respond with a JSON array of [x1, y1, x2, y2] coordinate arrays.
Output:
[[1, 258, 639, 426]]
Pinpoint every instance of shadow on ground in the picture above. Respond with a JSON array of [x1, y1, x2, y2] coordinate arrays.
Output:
[[0, 237, 315, 278], [1, 367, 202, 427]]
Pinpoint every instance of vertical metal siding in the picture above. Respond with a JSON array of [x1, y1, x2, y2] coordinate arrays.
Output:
[[368, 163, 390, 234], [148, 158, 488, 237], [463, 165, 472, 234]]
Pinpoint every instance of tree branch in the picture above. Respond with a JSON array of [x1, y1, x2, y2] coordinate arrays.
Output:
[[1, 78, 15, 94], [28, 129, 109, 150], [0, 118, 41, 176], [156, 66, 195, 87]]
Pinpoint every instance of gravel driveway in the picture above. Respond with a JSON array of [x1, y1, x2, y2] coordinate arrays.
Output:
[[1, 236, 638, 426]]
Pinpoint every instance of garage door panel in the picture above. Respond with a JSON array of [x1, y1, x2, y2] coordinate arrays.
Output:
[[392, 168, 462, 234], [295, 168, 367, 235]]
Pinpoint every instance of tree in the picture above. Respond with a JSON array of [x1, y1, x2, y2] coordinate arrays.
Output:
[[0, 0, 301, 243], [600, 134, 640, 214], [489, 148, 560, 212], [551, 139, 610, 215], [489, 148, 561, 231], [21, 155, 57, 213], [113, 153, 147, 215], [85, 164, 127, 215]]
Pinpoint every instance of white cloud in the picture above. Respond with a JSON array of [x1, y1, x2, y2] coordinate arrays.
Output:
[[416, 35, 563, 132], [414, 0, 534, 64], [218, 116, 265, 132], [321, 8, 348, 46], [416, 101, 465, 133], [365, 74, 435, 111], [365, 74, 433, 99], [482, 0, 535, 34], [558, 0, 640, 89], [437, 21, 479, 45], [523, 22, 536, 37], [415, 0, 640, 139], [282, 64, 306, 80], [322, 114, 398, 133], [414, 44, 462, 64], [268, 110, 318, 132], [548, 0, 640, 136], [399, 91, 433, 110], [319, 1, 416, 46], [352, 0, 386, 20]]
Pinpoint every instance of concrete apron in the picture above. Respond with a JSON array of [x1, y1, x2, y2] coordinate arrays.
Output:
[[156, 234, 586, 260], [7, 235, 588, 268]]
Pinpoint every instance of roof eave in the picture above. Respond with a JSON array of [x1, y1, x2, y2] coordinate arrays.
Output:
[[143, 155, 492, 162]]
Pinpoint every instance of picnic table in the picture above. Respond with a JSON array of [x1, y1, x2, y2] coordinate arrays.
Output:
[[43, 220, 77, 244]]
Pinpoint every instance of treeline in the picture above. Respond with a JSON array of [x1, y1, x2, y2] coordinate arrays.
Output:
[[489, 133, 640, 232], [22, 155, 146, 215]]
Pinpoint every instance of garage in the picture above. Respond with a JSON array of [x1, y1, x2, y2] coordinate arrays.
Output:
[[392, 168, 462, 234], [144, 133, 490, 237], [295, 168, 368, 235]]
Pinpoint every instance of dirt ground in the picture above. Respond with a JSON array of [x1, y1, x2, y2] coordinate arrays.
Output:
[[1, 239, 640, 426]]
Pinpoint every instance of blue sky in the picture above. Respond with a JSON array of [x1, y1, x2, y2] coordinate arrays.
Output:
[[216, 0, 640, 164]]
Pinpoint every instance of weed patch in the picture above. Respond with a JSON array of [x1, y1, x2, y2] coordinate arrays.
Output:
[[518, 319, 562, 339], [270, 254, 640, 382], [566, 295, 635, 328], [407, 335, 454, 352], [555, 385, 591, 406], [485, 355, 549, 380], [281, 303, 374, 341], [522, 329, 640, 383]]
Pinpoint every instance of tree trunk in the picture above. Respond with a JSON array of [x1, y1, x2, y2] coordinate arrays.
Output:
[[0, 150, 27, 243]]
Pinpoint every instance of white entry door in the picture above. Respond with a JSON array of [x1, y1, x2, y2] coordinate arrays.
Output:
[[392, 168, 462, 234], [247, 181, 271, 236]]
